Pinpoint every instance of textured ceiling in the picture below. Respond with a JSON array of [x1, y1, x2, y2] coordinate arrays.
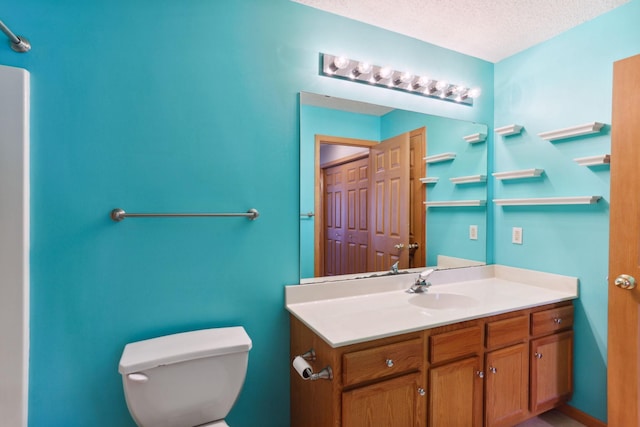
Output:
[[292, 0, 630, 62]]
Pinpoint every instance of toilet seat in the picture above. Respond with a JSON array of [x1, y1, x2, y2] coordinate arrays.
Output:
[[197, 421, 229, 427]]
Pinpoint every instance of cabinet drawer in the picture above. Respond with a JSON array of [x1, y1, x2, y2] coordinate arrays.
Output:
[[342, 338, 423, 387], [486, 315, 528, 350], [430, 325, 482, 365], [531, 305, 574, 337]]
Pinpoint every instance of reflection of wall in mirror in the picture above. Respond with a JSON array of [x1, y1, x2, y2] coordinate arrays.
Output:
[[300, 100, 488, 279]]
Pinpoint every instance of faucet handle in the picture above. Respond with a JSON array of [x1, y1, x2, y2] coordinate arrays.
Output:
[[419, 269, 435, 280]]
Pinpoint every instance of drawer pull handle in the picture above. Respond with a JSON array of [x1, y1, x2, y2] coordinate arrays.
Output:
[[534, 352, 543, 359], [553, 317, 563, 324], [418, 387, 426, 396], [476, 370, 484, 378], [385, 359, 394, 368], [489, 366, 497, 374]]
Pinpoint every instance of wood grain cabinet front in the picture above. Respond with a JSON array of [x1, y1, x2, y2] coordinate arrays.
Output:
[[290, 301, 574, 427], [485, 343, 529, 427], [342, 372, 426, 427], [530, 330, 574, 414]]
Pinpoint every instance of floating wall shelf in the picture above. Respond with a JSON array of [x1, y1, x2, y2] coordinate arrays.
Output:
[[420, 177, 439, 184], [492, 169, 544, 180], [493, 196, 602, 206], [538, 122, 605, 141], [463, 133, 487, 143], [425, 152, 456, 163], [495, 124, 523, 136], [425, 200, 486, 207], [450, 174, 487, 184], [573, 154, 610, 166]]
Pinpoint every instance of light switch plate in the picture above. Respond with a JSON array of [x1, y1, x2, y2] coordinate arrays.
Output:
[[469, 225, 478, 240], [512, 227, 523, 244]]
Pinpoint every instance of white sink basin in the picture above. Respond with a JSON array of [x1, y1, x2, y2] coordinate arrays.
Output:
[[409, 293, 479, 310]]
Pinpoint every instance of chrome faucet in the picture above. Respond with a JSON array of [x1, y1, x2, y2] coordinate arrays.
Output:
[[390, 261, 399, 275], [406, 269, 435, 293]]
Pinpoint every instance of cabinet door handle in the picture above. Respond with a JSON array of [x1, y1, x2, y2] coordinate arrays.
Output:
[[553, 317, 563, 324], [534, 352, 543, 359], [476, 370, 484, 378], [385, 359, 394, 368], [417, 387, 426, 396], [489, 366, 497, 374]]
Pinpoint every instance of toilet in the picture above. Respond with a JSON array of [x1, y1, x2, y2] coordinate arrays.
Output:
[[118, 326, 252, 427]]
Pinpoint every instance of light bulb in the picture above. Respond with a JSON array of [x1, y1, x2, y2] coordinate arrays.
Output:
[[351, 61, 372, 79], [333, 56, 350, 70], [357, 62, 372, 74], [376, 67, 393, 81], [412, 76, 430, 90], [435, 80, 448, 91], [394, 72, 413, 86], [468, 88, 482, 98]]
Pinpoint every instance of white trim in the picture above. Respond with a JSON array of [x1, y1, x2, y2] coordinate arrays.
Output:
[[424, 152, 456, 163], [538, 122, 605, 141], [492, 169, 544, 180], [425, 200, 486, 207], [419, 177, 439, 184], [494, 196, 602, 206], [463, 133, 486, 143], [0, 65, 30, 427], [450, 174, 487, 184], [573, 154, 610, 166], [495, 124, 523, 136]]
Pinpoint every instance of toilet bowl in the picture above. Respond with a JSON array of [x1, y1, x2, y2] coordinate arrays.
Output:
[[119, 326, 252, 427]]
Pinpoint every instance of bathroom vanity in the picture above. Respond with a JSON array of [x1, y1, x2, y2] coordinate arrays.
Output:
[[286, 265, 577, 427]]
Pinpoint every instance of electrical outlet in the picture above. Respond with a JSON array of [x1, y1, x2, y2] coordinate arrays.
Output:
[[512, 227, 523, 244], [469, 225, 478, 240]]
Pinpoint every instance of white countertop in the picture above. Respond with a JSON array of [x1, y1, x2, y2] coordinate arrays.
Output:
[[285, 265, 578, 347]]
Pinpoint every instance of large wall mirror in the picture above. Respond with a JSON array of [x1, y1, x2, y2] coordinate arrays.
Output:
[[300, 92, 488, 282]]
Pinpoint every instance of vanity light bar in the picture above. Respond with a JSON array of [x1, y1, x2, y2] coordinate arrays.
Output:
[[321, 53, 481, 106]]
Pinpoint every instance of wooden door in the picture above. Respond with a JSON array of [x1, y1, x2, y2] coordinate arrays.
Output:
[[323, 163, 345, 276], [344, 157, 370, 274], [608, 53, 640, 427], [323, 156, 370, 276], [485, 344, 528, 427], [530, 331, 573, 414], [409, 127, 426, 269], [370, 132, 410, 271], [315, 135, 378, 277], [342, 372, 425, 427], [429, 356, 483, 427]]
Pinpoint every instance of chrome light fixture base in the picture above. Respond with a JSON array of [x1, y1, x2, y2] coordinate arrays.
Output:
[[320, 53, 480, 106]]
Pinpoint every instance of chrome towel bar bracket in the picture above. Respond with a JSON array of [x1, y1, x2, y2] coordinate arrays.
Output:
[[110, 208, 260, 222]]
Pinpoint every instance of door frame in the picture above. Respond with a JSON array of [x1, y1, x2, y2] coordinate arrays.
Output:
[[314, 135, 378, 276]]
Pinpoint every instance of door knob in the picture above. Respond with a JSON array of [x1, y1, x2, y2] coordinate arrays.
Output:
[[394, 243, 405, 250], [614, 274, 636, 290]]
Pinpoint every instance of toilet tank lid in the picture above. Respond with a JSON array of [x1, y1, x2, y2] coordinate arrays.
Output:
[[118, 326, 252, 374]]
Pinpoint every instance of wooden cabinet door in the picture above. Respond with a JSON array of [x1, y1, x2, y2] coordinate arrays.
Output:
[[530, 331, 573, 414], [429, 356, 483, 427], [485, 343, 528, 427], [342, 372, 425, 427]]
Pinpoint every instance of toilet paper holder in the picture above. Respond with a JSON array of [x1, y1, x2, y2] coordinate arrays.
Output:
[[293, 348, 333, 381]]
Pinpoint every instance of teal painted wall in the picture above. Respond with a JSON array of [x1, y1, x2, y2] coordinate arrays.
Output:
[[0, 0, 492, 425], [494, 0, 640, 422]]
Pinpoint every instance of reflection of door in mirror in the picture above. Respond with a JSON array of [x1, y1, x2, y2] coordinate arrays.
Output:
[[316, 129, 425, 277]]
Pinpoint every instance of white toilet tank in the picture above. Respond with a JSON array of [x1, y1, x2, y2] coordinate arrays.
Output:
[[119, 326, 252, 427]]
